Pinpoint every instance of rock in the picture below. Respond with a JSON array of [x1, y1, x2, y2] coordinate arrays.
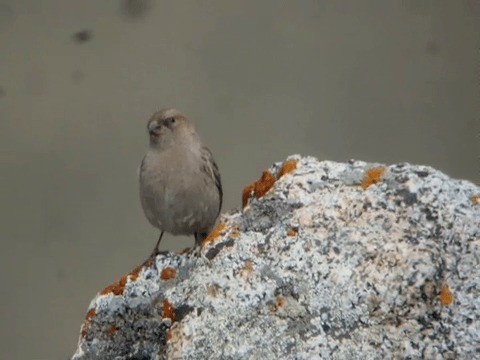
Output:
[[72, 156, 479, 360]]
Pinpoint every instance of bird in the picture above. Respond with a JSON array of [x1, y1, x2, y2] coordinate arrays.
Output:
[[139, 108, 222, 256]]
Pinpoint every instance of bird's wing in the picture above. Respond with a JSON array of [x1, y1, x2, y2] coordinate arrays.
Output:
[[200, 146, 223, 214]]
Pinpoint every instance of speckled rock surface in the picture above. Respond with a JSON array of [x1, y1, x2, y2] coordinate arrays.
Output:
[[72, 156, 479, 360]]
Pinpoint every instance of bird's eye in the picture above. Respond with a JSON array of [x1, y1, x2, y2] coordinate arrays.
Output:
[[165, 117, 176, 126]]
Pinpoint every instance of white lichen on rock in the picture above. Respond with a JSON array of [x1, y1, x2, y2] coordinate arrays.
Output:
[[72, 156, 479, 360]]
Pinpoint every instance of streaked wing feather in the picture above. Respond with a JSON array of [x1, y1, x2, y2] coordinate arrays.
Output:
[[201, 146, 223, 214]]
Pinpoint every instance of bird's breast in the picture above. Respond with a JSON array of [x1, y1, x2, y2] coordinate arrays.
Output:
[[139, 148, 219, 234]]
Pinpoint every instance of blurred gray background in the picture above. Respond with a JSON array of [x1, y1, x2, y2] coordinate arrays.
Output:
[[1, 1, 479, 359]]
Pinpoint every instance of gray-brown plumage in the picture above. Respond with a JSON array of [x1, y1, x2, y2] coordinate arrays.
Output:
[[139, 109, 222, 255]]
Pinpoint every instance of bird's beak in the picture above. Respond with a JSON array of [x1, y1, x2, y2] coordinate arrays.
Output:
[[148, 121, 162, 136]]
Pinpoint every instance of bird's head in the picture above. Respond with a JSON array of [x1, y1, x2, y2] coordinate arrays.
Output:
[[147, 108, 197, 149]]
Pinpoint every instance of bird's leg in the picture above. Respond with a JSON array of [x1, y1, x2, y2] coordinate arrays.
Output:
[[194, 232, 208, 246], [150, 231, 164, 257]]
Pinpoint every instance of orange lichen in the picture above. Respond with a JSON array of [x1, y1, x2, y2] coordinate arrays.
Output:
[[254, 170, 276, 198], [85, 308, 96, 322], [143, 258, 153, 268], [230, 227, 240, 239], [162, 299, 175, 321], [440, 284, 454, 306], [129, 264, 143, 282], [287, 228, 297, 237], [106, 325, 117, 336], [176, 247, 193, 255], [279, 160, 298, 178], [269, 297, 286, 312], [166, 329, 172, 341], [242, 170, 277, 208], [101, 260, 153, 293], [201, 223, 227, 248], [472, 195, 479, 206], [361, 167, 386, 189], [242, 182, 256, 208], [161, 267, 177, 281], [100, 275, 128, 296], [275, 297, 286, 309], [81, 308, 96, 338]]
